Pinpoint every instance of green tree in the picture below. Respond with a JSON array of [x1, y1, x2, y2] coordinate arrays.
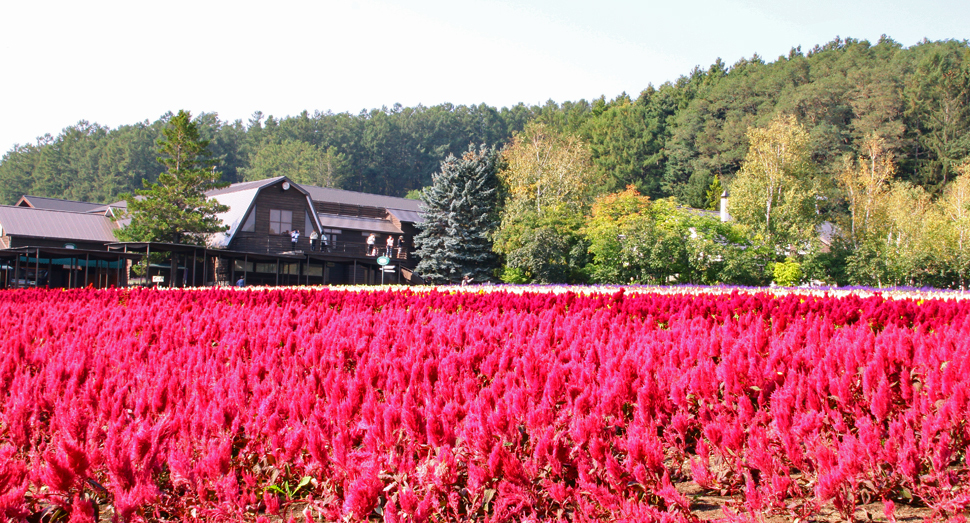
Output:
[[243, 139, 348, 187], [413, 145, 499, 284], [772, 257, 804, 286], [837, 134, 894, 248], [937, 161, 970, 287], [116, 110, 229, 245], [584, 187, 707, 285], [729, 114, 822, 252], [0, 143, 39, 205], [705, 175, 723, 211], [902, 40, 970, 190], [582, 95, 665, 196], [493, 123, 596, 283]]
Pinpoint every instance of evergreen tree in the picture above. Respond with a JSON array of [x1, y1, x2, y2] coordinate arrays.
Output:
[[414, 144, 499, 283], [116, 110, 229, 245]]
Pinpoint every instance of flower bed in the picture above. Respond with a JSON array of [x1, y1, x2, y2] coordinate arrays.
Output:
[[1, 287, 968, 522]]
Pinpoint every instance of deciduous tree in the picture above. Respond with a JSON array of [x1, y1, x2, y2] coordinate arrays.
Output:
[[729, 114, 821, 252], [838, 134, 894, 248], [493, 124, 595, 283]]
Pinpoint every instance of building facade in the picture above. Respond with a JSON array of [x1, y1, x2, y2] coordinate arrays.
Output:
[[0, 177, 424, 288]]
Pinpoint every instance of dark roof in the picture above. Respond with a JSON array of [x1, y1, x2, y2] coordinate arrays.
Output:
[[17, 195, 108, 213], [86, 200, 128, 215], [0, 205, 118, 242], [317, 213, 403, 234], [302, 185, 422, 211], [387, 208, 424, 224]]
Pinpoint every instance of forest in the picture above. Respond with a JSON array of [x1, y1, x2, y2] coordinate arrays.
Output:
[[1, 36, 969, 287]]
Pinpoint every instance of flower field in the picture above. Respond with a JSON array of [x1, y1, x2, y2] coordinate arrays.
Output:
[[1, 287, 969, 522]]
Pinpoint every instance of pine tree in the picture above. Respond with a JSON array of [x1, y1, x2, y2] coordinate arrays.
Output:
[[414, 144, 499, 284], [116, 110, 229, 245]]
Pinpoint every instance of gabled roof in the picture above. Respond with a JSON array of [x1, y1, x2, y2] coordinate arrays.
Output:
[[204, 178, 424, 248], [205, 177, 322, 249], [206, 178, 284, 197], [301, 185, 422, 212], [0, 205, 118, 243], [85, 200, 127, 216], [16, 195, 108, 213]]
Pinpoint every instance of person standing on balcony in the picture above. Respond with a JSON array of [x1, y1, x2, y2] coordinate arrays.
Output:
[[386, 235, 394, 257], [366, 233, 377, 256], [290, 229, 300, 251], [309, 230, 319, 251]]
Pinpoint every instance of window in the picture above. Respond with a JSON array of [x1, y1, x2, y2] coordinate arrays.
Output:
[[240, 209, 256, 232], [322, 228, 341, 245], [269, 209, 292, 235], [255, 263, 277, 273]]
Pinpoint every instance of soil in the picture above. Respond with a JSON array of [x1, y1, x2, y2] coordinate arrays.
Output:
[[677, 481, 933, 522]]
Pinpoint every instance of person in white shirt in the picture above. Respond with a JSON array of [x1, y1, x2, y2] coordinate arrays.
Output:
[[366, 233, 377, 256]]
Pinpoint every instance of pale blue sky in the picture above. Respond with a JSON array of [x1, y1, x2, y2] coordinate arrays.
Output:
[[1, 0, 967, 154]]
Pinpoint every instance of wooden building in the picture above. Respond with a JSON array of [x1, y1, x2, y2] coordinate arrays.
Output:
[[0, 177, 424, 288], [205, 177, 422, 285]]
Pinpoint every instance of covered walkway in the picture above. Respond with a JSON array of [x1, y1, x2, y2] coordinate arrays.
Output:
[[0, 246, 142, 289]]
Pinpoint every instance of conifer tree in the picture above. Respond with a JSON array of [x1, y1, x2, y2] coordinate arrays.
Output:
[[414, 144, 499, 284], [116, 110, 229, 245]]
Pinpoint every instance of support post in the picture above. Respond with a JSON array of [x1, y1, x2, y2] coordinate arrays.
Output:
[[14, 254, 20, 289], [85, 254, 90, 287], [35, 248, 40, 288]]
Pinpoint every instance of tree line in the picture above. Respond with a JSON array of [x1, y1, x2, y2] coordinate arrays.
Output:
[[4, 37, 967, 207]]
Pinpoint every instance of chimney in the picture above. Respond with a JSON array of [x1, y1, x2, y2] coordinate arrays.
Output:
[[720, 189, 731, 222]]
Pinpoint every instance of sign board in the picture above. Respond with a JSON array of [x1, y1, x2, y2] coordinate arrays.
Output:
[[376, 256, 391, 266], [381, 265, 396, 272], [152, 275, 165, 283], [63, 243, 76, 249]]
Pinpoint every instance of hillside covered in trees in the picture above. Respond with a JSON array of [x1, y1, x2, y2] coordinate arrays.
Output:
[[2, 36, 969, 288], [3, 36, 965, 206]]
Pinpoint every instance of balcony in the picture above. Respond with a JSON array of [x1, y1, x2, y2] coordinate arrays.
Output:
[[309, 240, 409, 261]]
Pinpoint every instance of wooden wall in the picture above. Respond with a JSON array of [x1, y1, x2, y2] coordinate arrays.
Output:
[[229, 180, 318, 253]]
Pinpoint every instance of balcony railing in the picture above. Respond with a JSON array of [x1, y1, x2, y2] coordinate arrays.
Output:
[[310, 240, 408, 260]]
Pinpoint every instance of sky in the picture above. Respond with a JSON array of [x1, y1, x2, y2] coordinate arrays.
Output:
[[1, 0, 967, 155]]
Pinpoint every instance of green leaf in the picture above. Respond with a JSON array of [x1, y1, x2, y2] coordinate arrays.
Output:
[[294, 475, 312, 494]]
